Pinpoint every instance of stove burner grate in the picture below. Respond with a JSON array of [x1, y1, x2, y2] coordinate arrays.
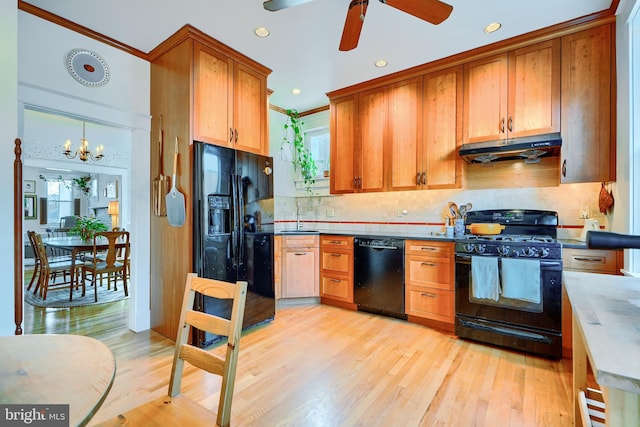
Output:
[[461, 234, 557, 244]]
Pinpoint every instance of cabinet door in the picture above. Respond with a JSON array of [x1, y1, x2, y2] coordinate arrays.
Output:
[[561, 25, 613, 183], [463, 53, 508, 143], [358, 87, 386, 192], [283, 248, 319, 297], [388, 78, 422, 191], [508, 39, 560, 138], [233, 62, 268, 155], [193, 42, 233, 147], [330, 95, 357, 194], [423, 66, 462, 189]]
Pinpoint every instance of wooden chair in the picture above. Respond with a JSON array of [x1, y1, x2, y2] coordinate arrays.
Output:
[[30, 232, 76, 300], [96, 274, 248, 427], [26, 231, 42, 292], [81, 231, 130, 302]]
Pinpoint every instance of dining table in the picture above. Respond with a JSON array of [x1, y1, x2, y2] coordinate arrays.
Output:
[[43, 235, 127, 301], [0, 334, 116, 427]]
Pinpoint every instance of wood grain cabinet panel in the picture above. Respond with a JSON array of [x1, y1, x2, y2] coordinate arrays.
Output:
[[422, 66, 462, 189], [282, 235, 319, 298], [320, 235, 354, 306], [404, 240, 455, 327], [560, 24, 614, 183], [193, 42, 268, 156], [330, 95, 358, 194], [463, 39, 560, 144]]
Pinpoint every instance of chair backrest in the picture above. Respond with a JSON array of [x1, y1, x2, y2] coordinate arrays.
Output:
[[27, 230, 41, 265], [92, 231, 130, 267], [31, 232, 50, 269], [169, 273, 248, 427]]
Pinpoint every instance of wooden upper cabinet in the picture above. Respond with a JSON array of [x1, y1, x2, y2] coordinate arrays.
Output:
[[193, 41, 268, 156], [561, 24, 614, 183], [463, 39, 560, 143], [358, 86, 386, 192], [233, 63, 268, 155], [330, 95, 357, 194], [388, 78, 423, 191], [194, 43, 232, 147], [422, 66, 462, 189], [463, 54, 507, 143]]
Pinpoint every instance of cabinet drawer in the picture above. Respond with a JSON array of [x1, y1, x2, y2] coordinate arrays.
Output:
[[320, 274, 353, 302], [406, 255, 452, 290], [406, 286, 454, 324], [405, 240, 453, 257], [321, 235, 354, 249], [283, 235, 319, 248], [321, 251, 352, 274], [563, 248, 620, 274]]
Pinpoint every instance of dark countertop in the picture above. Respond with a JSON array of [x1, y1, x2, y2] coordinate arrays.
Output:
[[558, 239, 589, 249], [276, 229, 456, 242]]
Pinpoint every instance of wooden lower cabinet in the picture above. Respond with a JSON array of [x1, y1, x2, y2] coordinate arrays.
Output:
[[320, 235, 355, 309], [281, 235, 319, 298], [405, 240, 455, 332], [561, 247, 623, 357]]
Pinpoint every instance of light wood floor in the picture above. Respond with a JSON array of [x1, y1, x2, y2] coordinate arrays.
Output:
[[23, 298, 574, 426]]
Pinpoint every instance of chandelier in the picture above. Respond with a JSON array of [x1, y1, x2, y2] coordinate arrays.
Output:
[[63, 121, 104, 162]]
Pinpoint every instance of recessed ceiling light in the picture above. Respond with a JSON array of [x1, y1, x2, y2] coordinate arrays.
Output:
[[291, 88, 301, 95], [375, 59, 388, 68], [484, 22, 502, 34], [255, 27, 270, 38]]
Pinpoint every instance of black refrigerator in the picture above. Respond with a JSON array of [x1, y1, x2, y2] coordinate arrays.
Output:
[[192, 141, 275, 348]]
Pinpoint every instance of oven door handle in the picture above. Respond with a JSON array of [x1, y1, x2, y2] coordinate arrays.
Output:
[[459, 319, 552, 343], [455, 254, 562, 268]]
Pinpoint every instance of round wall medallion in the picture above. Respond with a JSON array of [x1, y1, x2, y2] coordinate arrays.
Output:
[[65, 48, 110, 87]]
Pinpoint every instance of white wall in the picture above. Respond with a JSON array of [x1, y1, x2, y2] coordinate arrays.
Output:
[[0, 0, 19, 336], [13, 10, 151, 332]]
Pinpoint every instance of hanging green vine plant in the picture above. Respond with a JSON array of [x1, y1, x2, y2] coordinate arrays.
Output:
[[282, 108, 317, 194], [39, 174, 93, 198]]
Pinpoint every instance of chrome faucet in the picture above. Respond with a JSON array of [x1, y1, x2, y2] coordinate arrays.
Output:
[[296, 202, 301, 231]]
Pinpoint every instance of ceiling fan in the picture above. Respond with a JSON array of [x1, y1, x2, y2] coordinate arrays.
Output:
[[263, 0, 453, 51]]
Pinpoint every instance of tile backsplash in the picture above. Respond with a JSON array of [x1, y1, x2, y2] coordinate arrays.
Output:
[[276, 182, 612, 240]]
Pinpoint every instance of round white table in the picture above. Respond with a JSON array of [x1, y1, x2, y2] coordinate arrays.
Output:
[[0, 334, 116, 427]]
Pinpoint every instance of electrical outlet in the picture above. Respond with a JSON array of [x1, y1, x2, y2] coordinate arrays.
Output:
[[326, 208, 335, 217], [581, 205, 590, 219]]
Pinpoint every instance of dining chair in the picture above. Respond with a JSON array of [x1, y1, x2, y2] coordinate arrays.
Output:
[[26, 231, 42, 292], [95, 273, 248, 427], [81, 231, 130, 302], [31, 232, 76, 300]]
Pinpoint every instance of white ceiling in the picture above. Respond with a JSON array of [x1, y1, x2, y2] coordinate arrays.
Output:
[[22, 0, 614, 113]]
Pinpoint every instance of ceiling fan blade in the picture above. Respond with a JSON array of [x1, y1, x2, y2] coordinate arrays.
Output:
[[379, 0, 453, 24], [339, 0, 369, 51], [263, 0, 315, 12]]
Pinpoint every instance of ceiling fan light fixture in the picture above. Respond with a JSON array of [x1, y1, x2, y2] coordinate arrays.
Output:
[[375, 59, 388, 67], [484, 22, 502, 34], [254, 27, 271, 37]]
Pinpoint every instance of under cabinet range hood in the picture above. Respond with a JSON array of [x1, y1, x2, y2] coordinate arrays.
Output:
[[459, 133, 562, 164]]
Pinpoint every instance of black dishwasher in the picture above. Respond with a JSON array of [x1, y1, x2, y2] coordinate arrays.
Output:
[[354, 237, 406, 320]]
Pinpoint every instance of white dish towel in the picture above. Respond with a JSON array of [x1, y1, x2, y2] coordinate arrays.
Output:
[[471, 256, 500, 301], [501, 258, 541, 304]]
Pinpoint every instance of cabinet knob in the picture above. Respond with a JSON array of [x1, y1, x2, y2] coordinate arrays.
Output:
[[500, 117, 505, 133], [294, 252, 307, 256], [330, 253, 342, 257], [421, 262, 437, 267], [421, 172, 426, 185], [416, 172, 421, 185], [420, 247, 438, 251], [330, 278, 342, 283], [508, 116, 513, 132], [229, 128, 234, 142], [562, 159, 567, 177], [234, 128, 239, 142]]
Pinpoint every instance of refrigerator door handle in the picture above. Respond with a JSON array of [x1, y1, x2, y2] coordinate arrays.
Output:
[[238, 174, 245, 266], [230, 173, 239, 266]]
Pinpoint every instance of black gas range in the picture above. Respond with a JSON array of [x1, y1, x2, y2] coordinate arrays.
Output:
[[454, 209, 563, 359]]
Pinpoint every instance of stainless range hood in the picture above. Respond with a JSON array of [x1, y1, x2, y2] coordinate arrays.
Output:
[[459, 132, 562, 164]]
